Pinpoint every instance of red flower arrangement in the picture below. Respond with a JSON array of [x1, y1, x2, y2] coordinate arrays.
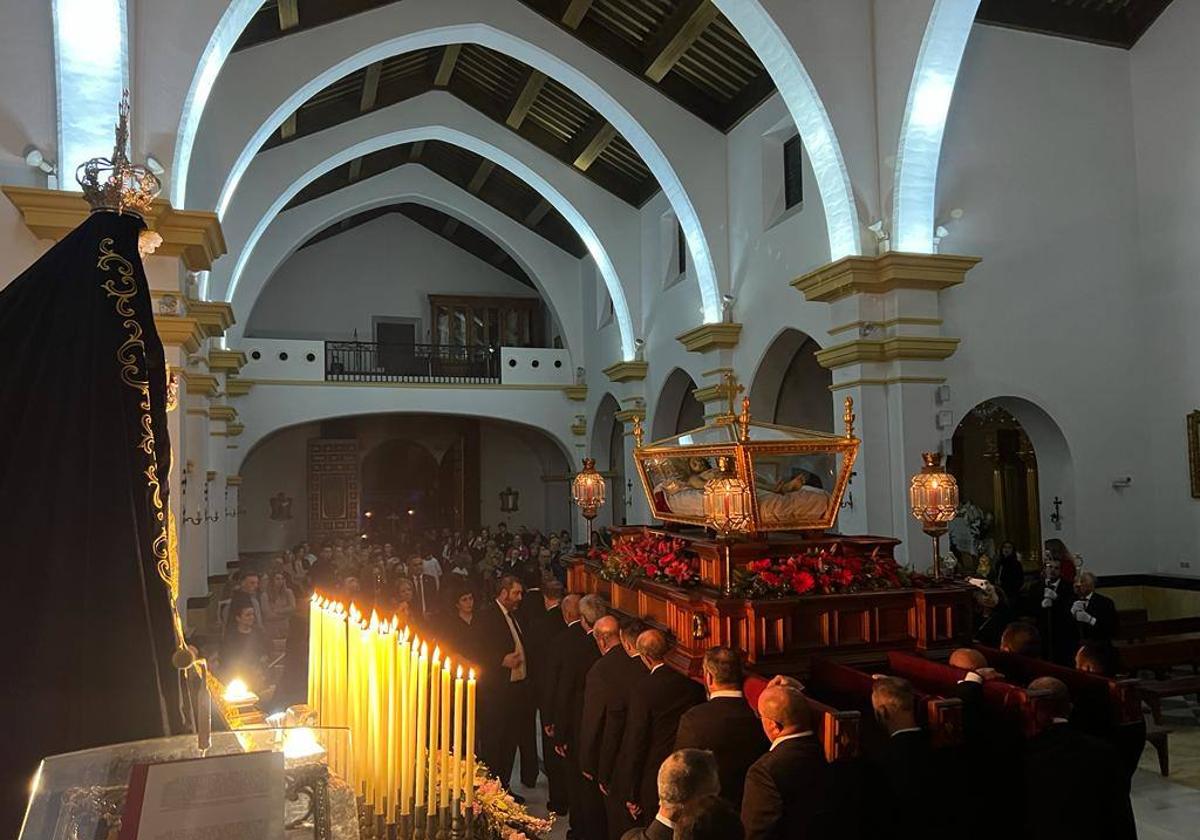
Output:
[[733, 544, 923, 599], [592, 532, 700, 587]]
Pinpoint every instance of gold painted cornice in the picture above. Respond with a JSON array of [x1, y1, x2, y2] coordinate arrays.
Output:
[[570, 418, 587, 436], [793, 252, 981, 303], [614, 408, 645, 425], [208, 349, 247, 374], [225, 475, 243, 486], [208, 404, 238, 422], [676, 322, 742, 352], [603, 360, 649, 383], [154, 315, 205, 354], [226, 377, 254, 397], [563, 385, 588, 401], [815, 336, 961, 369], [189, 300, 235, 338], [182, 371, 219, 397], [691, 383, 728, 404], [226, 422, 245, 438], [1, 186, 227, 271]]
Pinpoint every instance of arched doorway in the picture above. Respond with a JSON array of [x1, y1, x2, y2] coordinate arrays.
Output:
[[362, 440, 441, 535], [749, 329, 832, 431], [652, 369, 705, 441], [947, 398, 1073, 570], [591, 394, 625, 528]]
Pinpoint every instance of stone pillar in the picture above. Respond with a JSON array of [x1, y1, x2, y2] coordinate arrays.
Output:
[[793, 253, 979, 567], [675, 324, 743, 422]]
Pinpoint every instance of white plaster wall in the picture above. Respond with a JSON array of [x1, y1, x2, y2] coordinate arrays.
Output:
[[1131, 0, 1200, 576], [238, 422, 311, 554], [936, 25, 1151, 575], [247, 212, 539, 341]]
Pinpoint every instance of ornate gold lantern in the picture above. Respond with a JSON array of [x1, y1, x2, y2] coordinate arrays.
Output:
[[572, 457, 607, 540], [703, 457, 754, 594], [909, 451, 959, 579]]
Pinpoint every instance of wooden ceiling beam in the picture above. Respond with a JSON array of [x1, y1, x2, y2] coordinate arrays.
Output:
[[277, 0, 300, 31], [348, 158, 363, 183], [442, 217, 460, 237], [410, 141, 426, 162], [467, 160, 496, 194], [524, 199, 552, 227], [506, 70, 548, 130], [572, 122, 617, 172], [562, 0, 595, 29], [280, 112, 297, 140], [434, 44, 462, 87], [360, 61, 382, 112], [643, 0, 720, 83]]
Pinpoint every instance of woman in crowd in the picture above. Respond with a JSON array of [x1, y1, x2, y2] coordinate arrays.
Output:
[[219, 595, 271, 690], [991, 540, 1026, 608], [262, 570, 297, 635], [1044, 538, 1078, 584], [439, 584, 479, 664]]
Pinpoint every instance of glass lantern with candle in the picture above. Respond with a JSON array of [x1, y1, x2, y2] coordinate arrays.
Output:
[[909, 451, 960, 579]]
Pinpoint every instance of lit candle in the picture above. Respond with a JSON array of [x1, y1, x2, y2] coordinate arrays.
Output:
[[440, 657, 452, 809], [452, 665, 464, 810], [427, 647, 441, 811], [465, 668, 476, 807], [379, 619, 394, 820], [366, 611, 381, 805], [356, 615, 372, 795], [346, 608, 361, 790], [414, 642, 428, 808], [331, 603, 348, 779], [307, 594, 322, 711]]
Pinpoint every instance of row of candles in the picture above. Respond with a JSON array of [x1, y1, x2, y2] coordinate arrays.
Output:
[[307, 594, 477, 831]]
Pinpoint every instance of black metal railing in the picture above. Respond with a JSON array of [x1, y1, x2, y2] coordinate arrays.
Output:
[[325, 341, 500, 384]]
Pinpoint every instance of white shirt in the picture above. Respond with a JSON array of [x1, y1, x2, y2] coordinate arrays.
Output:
[[653, 814, 675, 830], [769, 731, 814, 751], [423, 556, 442, 580], [497, 599, 527, 682], [651, 662, 666, 674], [891, 727, 921, 737], [709, 690, 744, 700]]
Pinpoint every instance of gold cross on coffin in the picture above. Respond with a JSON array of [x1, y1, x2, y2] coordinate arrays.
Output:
[[722, 371, 744, 417]]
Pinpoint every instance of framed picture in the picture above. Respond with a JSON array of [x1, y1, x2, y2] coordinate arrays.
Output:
[[1189, 411, 1200, 498]]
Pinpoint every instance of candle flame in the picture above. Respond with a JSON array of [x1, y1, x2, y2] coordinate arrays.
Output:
[[468, 668, 476, 680], [457, 665, 463, 679], [282, 727, 326, 760], [369, 609, 379, 630], [421, 641, 429, 657], [443, 656, 451, 673], [433, 646, 441, 665], [222, 678, 257, 703], [310, 592, 319, 604], [391, 615, 399, 632]]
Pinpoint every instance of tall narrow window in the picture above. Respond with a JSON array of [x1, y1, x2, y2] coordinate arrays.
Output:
[[676, 222, 687, 275], [784, 134, 804, 210]]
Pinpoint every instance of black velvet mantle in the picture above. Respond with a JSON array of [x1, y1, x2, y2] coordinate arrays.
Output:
[[0, 211, 183, 833]]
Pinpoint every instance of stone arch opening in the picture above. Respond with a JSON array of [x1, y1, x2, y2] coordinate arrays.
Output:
[[748, 328, 832, 431], [652, 368, 704, 441]]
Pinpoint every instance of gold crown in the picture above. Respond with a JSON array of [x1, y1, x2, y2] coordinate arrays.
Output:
[[76, 91, 161, 218]]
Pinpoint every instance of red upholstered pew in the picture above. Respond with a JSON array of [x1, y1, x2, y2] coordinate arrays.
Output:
[[975, 646, 1146, 776], [886, 651, 1051, 738], [807, 657, 964, 749], [744, 673, 861, 762]]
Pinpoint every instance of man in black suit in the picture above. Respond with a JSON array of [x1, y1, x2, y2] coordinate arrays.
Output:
[[577, 614, 628, 840], [1071, 572, 1119, 643], [868, 676, 956, 839], [473, 575, 529, 796], [740, 684, 831, 840], [546, 594, 602, 838], [674, 646, 767, 809], [592, 620, 649, 839], [1023, 677, 1135, 840], [619, 749, 719, 840], [617, 629, 704, 824], [1029, 557, 1077, 665], [406, 553, 439, 618], [529, 580, 568, 814]]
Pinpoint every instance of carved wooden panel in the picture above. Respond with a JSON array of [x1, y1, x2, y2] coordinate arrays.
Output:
[[308, 439, 359, 542]]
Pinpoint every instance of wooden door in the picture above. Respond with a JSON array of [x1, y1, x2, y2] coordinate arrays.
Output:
[[308, 439, 359, 542]]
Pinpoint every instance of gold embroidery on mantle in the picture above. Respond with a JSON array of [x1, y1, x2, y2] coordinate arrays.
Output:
[[96, 238, 184, 644]]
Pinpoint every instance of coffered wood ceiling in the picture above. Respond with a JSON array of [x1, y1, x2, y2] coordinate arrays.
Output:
[[976, 0, 1175, 48]]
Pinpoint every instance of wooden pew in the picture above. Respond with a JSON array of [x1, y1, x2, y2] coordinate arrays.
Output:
[[886, 651, 1051, 738], [1117, 614, 1200, 642], [975, 645, 1146, 777], [1115, 632, 1200, 676], [807, 656, 964, 749], [744, 673, 860, 763]]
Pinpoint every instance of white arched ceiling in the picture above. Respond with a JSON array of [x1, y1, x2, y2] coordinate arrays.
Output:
[[236, 163, 583, 357], [183, 0, 726, 325], [892, 0, 980, 253], [211, 95, 637, 358], [711, 0, 861, 260]]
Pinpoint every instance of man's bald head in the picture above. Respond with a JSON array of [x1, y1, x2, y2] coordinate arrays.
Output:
[[1029, 676, 1073, 722], [561, 593, 582, 622], [949, 648, 988, 672], [594, 615, 620, 651], [637, 628, 671, 664], [757, 684, 811, 742]]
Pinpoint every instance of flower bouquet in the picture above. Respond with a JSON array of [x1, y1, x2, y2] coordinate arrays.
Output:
[[732, 544, 925, 599], [591, 531, 700, 587], [471, 764, 555, 839]]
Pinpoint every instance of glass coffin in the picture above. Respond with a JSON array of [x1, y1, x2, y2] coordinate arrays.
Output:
[[634, 397, 859, 533]]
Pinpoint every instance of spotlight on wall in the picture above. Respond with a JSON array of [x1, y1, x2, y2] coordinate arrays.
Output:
[[23, 146, 58, 188], [721, 293, 736, 323], [634, 337, 646, 361], [145, 155, 165, 176]]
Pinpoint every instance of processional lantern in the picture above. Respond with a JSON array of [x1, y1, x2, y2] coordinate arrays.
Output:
[[572, 457, 606, 540], [909, 451, 959, 580], [703, 455, 754, 595]]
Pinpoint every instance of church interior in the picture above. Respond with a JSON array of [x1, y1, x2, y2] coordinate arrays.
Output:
[[2, 1, 1199, 838]]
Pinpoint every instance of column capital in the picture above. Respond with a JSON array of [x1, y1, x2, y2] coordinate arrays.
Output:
[[604, 360, 649, 383], [793, 252, 980, 303], [676, 322, 742, 352], [1, 186, 227, 271]]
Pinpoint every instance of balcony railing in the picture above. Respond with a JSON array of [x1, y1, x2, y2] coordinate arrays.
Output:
[[325, 341, 500, 384]]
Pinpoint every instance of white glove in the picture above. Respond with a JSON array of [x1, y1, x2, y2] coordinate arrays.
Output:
[[1041, 598, 1053, 609], [1070, 600, 1087, 616], [1043, 586, 1058, 602], [1073, 606, 1096, 625]]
